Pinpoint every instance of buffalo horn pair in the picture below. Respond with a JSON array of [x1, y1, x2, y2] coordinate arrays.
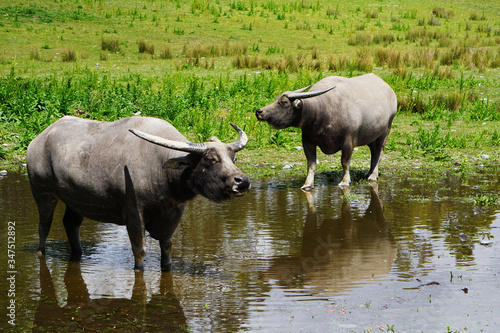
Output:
[[129, 122, 247, 154]]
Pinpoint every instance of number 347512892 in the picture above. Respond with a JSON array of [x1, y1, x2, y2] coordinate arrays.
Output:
[[7, 221, 15, 268]]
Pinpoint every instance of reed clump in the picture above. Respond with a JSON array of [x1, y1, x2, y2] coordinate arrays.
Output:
[[29, 46, 41, 61], [61, 48, 77, 62], [101, 36, 120, 52], [138, 39, 155, 55], [159, 46, 173, 59]]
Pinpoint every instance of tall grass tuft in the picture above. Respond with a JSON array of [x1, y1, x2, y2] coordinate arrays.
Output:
[[159, 46, 173, 59], [374, 47, 409, 68], [433, 65, 453, 79], [397, 93, 427, 113], [356, 48, 373, 71], [434, 90, 462, 111], [372, 33, 395, 45], [413, 48, 438, 69], [326, 5, 340, 18], [29, 46, 41, 61], [366, 9, 379, 19], [348, 32, 372, 46], [138, 39, 155, 55], [469, 12, 483, 21], [432, 7, 454, 19], [428, 16, 441, 26], [440, 44, 467, 66], [101, 36, 120, 52], [62, 49, 77, 62]]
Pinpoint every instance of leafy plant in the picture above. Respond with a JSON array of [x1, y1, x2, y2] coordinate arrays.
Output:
[[473, 195, 499, 207]]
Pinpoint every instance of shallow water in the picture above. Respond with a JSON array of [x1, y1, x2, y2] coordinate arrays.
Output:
[[0, 169, 499, 332]]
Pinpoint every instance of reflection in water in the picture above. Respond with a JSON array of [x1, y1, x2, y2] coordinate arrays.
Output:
[[265, 184, 396, 295], [0, 172, 499, 332], [34, 257, 186, 332]]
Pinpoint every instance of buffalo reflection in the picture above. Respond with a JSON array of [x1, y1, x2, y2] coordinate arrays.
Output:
[[265, 184, 397, 294], [34, 258, 187, 332]]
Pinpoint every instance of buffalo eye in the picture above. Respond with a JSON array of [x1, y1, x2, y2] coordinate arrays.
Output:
[[279, 98, 289, 107], [206, 156, 219, 166]]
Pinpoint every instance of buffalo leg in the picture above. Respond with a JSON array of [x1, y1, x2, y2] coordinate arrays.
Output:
[[34, 193, 58, 256], [301, 139, 317, 191], [124, 166, 146, 271], [62, 206, 84, 258], [157, 208, 183, 271], [159, 239, 173, 271], [339, 143, 354, 186], [367, 133, 388, 182], [127, 221, 146, 271]]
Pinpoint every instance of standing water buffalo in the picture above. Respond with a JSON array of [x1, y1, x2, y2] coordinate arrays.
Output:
[[256, 73, 397, 189], [27, 116, 250, 271]]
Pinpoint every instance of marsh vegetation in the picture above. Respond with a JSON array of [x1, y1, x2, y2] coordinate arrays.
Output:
[[0, 0, 498, 182]]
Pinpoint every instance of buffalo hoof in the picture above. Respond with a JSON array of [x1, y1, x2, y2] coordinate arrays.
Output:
[[301, 184, 314, 191]]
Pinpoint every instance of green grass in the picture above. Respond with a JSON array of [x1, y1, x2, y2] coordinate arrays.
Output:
[[1, 0, 500, 77], [0, 0, 499, 177]]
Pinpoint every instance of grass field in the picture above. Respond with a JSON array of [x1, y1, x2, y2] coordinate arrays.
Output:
[[0, 0, 499, 179]]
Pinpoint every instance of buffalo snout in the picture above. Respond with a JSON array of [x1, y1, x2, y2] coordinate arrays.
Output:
[[232, 174, 250, 196], [255, 108, 265, 120]]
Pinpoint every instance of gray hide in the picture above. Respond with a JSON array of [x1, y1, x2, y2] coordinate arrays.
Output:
[[256, 73, 397, 189], [27, 116, 250, 271]]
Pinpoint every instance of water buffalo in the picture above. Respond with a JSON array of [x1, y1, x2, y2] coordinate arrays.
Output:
[[27, 116, 250, 271], [256, 73, 397, 189]]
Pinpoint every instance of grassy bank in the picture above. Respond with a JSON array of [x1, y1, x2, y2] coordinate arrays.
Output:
[[0, 0, 499, 180]]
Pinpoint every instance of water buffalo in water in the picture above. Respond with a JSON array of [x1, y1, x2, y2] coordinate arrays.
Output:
[[27, 116, 250, 271], [256, 73, 397, 189]]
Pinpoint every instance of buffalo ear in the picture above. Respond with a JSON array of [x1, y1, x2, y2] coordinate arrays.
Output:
[[163, 157, 191, 170], [293, 99, 303, 109]]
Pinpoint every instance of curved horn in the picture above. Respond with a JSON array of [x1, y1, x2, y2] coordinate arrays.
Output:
[[129, 129, 207, 154], [286, 85, 336, 101], [228, 122, 248, 152]]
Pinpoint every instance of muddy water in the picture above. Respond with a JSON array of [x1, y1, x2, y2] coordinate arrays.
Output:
[[0, 170, 499, 332]]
